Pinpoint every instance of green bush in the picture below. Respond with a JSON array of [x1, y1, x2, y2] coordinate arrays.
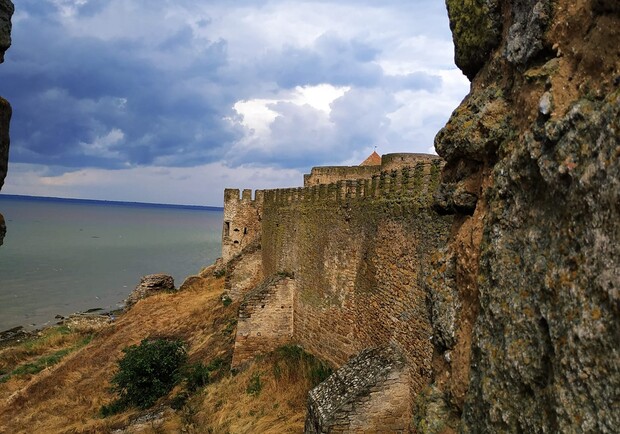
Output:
[[274, 345, 332, 387], [246, 372, 262, 396], [185, 362, 210, 392], [106, 338, 187, 412]]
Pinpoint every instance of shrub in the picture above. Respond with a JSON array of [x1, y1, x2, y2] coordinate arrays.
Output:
[[107, 338, 187, 411], [185, 362, 210, 392], [273, 345, 332, 387], [246, 372, 262, 396]]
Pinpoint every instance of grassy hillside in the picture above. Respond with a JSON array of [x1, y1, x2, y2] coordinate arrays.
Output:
[[0, 271, 328, 433]]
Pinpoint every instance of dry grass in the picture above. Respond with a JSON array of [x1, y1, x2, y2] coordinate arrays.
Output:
[[161, 346, 332, 434], [0, 273, 329, 433], [0, 325, 88, 377], [0, 274, 236, 433]]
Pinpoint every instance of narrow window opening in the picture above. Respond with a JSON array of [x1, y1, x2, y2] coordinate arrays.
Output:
[[243, 227, 248, 235], [224, 221, 230, 237]]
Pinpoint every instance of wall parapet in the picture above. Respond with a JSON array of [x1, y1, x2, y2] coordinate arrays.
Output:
[[263, 160, 443, 208]]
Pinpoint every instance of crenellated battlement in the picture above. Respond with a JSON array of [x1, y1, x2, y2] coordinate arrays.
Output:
[[303, 152, 441, 187], [221, 189, 264, 263], [262, 159, 443, 207], [224, 188, 264, 206], [222, 156, 443, 262]]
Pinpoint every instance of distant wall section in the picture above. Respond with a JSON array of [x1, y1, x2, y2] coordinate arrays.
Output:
[[222, 189, 263, 263], [303, 152, 438, 187]]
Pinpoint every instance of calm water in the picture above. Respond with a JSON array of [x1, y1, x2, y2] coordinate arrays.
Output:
[[0, 195, 223, 331]]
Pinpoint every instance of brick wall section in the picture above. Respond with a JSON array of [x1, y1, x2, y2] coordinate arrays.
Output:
[[305, 346, 412, 433], [222, 189, 263, 263], [224, 240, 264, 301], [259, 160, 451, 396], [302, 152, 437, 187], [304, 165, 380, 187], [380, 153, 439, 172], [231, 275, 295, 368]]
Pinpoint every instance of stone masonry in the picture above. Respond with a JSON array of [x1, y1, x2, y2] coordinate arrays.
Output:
[[222, 152, 452, 431], [305, 346, 411, 433], [221, 189, 263, 263], [232, 274, 295, 368]]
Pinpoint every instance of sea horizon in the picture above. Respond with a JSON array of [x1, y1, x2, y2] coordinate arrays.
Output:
[[0, 193, 223, 211], [0, 195, 223, 331]]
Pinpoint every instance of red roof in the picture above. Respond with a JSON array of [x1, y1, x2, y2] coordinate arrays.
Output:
[[360, 151, 381, 166]]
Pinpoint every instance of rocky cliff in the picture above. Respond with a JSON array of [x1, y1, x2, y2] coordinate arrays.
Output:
[[423, 0, 619, 432], [0, 0, 12, 188], [0, 0, 13, 245]]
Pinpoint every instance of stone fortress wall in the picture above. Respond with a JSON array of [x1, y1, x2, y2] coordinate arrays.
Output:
[[303, 152, 437, 187], [222, 153, 452, 432]]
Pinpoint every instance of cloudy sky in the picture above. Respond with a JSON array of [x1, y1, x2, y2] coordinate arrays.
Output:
[[0, 0, 468, 206]]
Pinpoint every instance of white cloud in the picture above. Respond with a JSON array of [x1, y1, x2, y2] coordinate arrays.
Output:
[[233, 84, 348, 137], [79, 128, 125, 158]]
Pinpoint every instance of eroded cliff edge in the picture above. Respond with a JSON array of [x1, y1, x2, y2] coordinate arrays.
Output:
[[424, 1, 619, 432]]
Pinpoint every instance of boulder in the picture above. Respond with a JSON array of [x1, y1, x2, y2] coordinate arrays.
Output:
[[125, 274, 175, 308]]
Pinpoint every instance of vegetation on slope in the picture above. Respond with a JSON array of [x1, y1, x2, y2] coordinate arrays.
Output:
[[0, 271, 330, 433]]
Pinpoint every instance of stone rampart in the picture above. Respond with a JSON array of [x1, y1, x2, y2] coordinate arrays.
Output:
[[260, 159, 450, 395], [224, 155, 451, 429], [231, 275, 295, 368], [303, 152, 441, 187], [274, 160, 442, 207]]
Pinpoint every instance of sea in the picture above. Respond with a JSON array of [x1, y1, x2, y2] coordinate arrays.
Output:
[[0, 194, 223, 332]]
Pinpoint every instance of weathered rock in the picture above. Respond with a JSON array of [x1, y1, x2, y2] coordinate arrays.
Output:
[[445, 0, 502, 80], [504, 0, 553, 66], [0, 212, 5, 246], [0, 1, 13, 193], [424, 0, 620, 432], [0, 96, 11, 190], [125, 274, 175, 308], [0, 0, 13, 64], [424, 247, 458, 351]]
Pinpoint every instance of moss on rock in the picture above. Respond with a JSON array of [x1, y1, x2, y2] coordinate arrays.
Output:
[[445, 0, 502, 80]]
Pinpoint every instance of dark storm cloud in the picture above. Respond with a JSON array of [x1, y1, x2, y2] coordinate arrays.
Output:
[[263, 33, 384, 88], [0, 0, 462, 176], [0, 4, 241, 169]]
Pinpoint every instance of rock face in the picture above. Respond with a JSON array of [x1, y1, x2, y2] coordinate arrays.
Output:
[[0, 0, 13, 189], [0, 95, 10, 191], [420, 1, 619, 432], [0, 212, 5, 246], [0, 0, 13, 247], [0, 0, 13, 64], [125, 274, 175, 308]]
